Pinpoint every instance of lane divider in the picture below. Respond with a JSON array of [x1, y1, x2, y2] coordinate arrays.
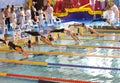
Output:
[[0, 44, 120, 52], [0, 58, 48, 66], [99, 46, 120, 49], [95, 29, 120, 32], [0, 58, 120, 70], [0, 72, 97, 83], [82, 33, 120, 36], [58, 38, 120, 42], [38, 44, 120, 49], [0, 49, 120, 58], [48, 63, 120, 71], [53, 31, 120, 36]]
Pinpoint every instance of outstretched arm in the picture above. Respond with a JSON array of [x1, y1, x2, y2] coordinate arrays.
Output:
[[39, 36, 54, 47], [88, 27, 100, 36], [0, 39, 6, 44]]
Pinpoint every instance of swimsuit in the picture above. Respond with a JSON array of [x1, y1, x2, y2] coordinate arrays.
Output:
[[92, 18, 107, 22], [0, 39, 6, 44], [8, 41, 22, 50], [25, 31, 41, 36], [50, 28, 64, 33]]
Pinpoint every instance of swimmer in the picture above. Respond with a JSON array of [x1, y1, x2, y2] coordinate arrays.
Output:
[[81, 23, 100, 36], [90, 5, 117, 30], [109, 2, 119, 24], [0, 38, 29, 58], [49, 28, 80, 41], [68, 23, 101, 37], [91, 18, 117, 29], [24, 30, 54, 47]]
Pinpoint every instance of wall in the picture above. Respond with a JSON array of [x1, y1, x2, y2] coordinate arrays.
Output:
[[0, 0, 26, 9]]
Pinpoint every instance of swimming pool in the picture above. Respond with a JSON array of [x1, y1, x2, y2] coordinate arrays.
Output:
[[0, 32, 120, 83], [0, 20, 120, 83]]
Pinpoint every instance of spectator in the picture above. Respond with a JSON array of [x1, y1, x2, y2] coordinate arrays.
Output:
[[46, 3, 54, 24], [4, 5, 11, 30], [0, 8, 5, 34]]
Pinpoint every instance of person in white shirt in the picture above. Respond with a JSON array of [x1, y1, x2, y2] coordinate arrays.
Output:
[[110, 2, 119, 23], [10, 8, 17, 29], [103, 6, 115, 22], [38, 8, 44, 27], [46, 3, 54, 24], [18, 7, 25, 27], [0, 8, 5, 34], [25, 7, 31, 24]]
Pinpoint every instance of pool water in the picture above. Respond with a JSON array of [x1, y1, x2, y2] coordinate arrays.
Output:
[[0, 21, 120, 83], [0, 77, 37, 83], [0, 34, 120, 83]]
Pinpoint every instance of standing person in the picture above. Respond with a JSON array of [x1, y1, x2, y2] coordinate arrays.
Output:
[[18, 7, 25, 27], [25, 7, 31, 24], [4, 5, 11, 30], [31, 1, 37, 20], [0, 8, 5, 34], [110, 2, 119, 23], [11, 5, 15, 12], [103, 5, 115, 22], [46, 3, 54, 24], [10, 8, 17, 29], [38, 8, 44, 27]]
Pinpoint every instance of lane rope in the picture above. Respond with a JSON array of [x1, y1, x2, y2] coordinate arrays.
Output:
[[95, 29, 120, 32], [0, 58, 120, 71], [82, 33, 120, 36], [0, 72, 96, 83], [58, 38, 120, 42], [37, 44, 120, 49], [0, 49, 120, 58]]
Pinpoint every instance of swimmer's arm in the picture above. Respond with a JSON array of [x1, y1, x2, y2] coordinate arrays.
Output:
[[0, 39, 6, 44], [89, 28, 99, 36], [40, 35, 46, 38]]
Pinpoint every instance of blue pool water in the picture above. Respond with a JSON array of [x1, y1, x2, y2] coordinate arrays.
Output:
[[0, 20, 120, 83], [0, 35, 120, 83]]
